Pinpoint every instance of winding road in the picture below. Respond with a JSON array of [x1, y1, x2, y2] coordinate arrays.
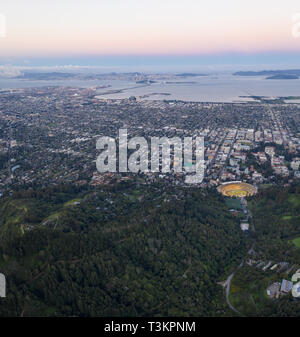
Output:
[[224, 260, 244, 315], [222, 197, 256, 316]]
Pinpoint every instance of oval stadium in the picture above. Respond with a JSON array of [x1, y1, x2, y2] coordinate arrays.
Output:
[[217, 181, 257, 198]]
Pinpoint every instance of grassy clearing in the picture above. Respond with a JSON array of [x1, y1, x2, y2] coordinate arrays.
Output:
[[225, 197, 243, 211], [288, 195, 300, 207], [291, 237, 300, 248], [63, 198, 81, 207], [258, 184, 273, 190]]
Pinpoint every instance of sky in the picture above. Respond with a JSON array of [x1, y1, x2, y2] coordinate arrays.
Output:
[[0, 0, 300, 70]]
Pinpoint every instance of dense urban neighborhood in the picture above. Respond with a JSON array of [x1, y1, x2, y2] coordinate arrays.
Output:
[[0, 86, 299, 193]]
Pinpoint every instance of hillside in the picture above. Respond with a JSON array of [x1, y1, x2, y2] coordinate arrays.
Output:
[[0, 183, 247, 317], [229, 185, 300, 316]]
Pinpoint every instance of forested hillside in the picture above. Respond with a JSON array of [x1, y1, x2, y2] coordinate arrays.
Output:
[[0, 183, 246, 316], [248, 184, 300, 262], [229, 185, 300, 316]]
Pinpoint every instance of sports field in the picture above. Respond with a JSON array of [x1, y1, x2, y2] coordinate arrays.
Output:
[[217, 182, 257, 198]]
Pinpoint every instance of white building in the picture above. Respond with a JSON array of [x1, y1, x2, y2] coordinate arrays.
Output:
[[0, 273, 5, 298], [291, 160, 300, 171], [265, 146, 275, 157], [292, 282, 300, 298], [281, 279, 293, 293], [240, 223, 249, 231]]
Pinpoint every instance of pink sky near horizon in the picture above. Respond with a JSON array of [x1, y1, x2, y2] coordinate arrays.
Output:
[[0, 0, 300, 58]]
